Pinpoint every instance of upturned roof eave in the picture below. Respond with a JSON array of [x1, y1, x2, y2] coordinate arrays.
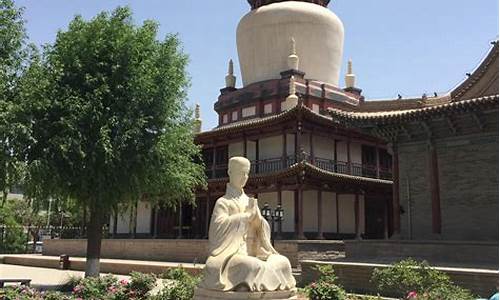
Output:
[[327, 94, 499, 126], [206, 161, 393, 187]]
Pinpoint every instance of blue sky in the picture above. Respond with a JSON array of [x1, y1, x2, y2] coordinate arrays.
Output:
[[16, 0, 498, 130]]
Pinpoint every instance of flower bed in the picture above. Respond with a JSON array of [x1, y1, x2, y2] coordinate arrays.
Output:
[[0, 267, 199, 300]]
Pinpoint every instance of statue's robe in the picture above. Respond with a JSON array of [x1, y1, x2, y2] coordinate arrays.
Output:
[[200, 184, 296, 292]]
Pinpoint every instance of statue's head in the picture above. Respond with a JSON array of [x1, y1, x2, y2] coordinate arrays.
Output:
[[228, 156, 251, 189]]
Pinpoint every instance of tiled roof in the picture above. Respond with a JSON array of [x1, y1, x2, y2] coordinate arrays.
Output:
[[451, 41, 499, 101], [196, 104, 336, 140], [207, 161, 392, 187], [327, 95, 499, 125]]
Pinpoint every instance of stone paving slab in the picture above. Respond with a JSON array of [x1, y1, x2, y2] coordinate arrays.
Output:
[[1, 254, 204, 276], [0, 264, 130, 290]]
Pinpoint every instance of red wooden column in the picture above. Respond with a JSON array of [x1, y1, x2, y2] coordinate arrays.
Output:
[[255, 139, 260, 173], [383, 198, 389, 240], [347, 139, 352, 174], [132, 201, 138, 238], [333, 139, 338, 172], [429, 142, 442, 235], [354, 193, 361, 240], [211, 144, 216, 179], [316, 189, 325, 239], [277, 185, 283, 238], [152, 205, 159, 238], [296, 184, 305, 239], [243, 134, 248, 157], [309, 130, 315, 164], [375, 144, 380, 178], [204, 191, 211, 238], [296, 116, 303, 162], [112, 211, 118, 238], [282, 131, 287, 169], [336, 193, 340, 234], [391, 143, 401, 236], [177, 202, 183, 239]]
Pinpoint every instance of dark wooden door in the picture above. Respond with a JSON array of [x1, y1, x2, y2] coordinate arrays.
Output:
[[365, 197, 386, 239]]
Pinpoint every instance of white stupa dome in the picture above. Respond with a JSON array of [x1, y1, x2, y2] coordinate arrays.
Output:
[[237, 0, 344, 87]]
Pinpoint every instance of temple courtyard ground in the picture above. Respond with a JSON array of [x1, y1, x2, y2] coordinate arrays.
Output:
[[0, 264, 130, 290], [0, 253, 497, 297]]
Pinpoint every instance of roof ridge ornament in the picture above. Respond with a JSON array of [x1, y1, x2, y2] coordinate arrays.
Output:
[[287, 37, 300, 70], [225, 59, 236, 88]]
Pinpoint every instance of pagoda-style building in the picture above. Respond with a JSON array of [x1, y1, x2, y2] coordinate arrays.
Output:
[[171, 0, 394, 240], [109, 1, 498, 243]]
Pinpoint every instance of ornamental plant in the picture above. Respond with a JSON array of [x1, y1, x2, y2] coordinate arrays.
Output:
[[1, 286, 71, 300], [156, 266, 202, 300], [305, 264, 347, 300], [128, 272, 157, 299], [371, 258, 475, 300], [71, 272, 156, 300]]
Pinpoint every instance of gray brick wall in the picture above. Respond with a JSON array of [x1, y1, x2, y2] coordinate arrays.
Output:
[[398, 142, 433, 239], [436, 133, 498, 240], [397, 132, 498, 241]]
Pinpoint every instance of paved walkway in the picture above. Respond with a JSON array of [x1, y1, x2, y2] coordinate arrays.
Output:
[[1, 254, 204, 276], [0, 264, 130, 290]]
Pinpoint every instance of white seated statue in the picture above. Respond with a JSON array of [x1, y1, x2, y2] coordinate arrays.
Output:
[[195, 157, 296, 299]]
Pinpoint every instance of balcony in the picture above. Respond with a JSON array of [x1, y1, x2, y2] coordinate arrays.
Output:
[[206, 155, 393, 181]]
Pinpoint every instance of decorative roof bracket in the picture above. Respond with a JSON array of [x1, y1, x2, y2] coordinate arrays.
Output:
[[445, 116, 457, 135], [471, 112, 485, 131]]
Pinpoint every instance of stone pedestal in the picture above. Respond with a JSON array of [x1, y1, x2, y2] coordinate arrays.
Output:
[[193, 287, 298, 300]]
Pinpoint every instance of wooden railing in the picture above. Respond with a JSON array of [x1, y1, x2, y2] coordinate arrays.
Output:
[[207, 155, 393, 181]]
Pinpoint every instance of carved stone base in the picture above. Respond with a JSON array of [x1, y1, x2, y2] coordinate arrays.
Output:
[[193, 287, 298, 300]]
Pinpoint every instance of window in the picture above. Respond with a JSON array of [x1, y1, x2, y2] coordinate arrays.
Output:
[[264, 103, 273, 114], [312, 103, 320, 113], [232, 111, 238, 121], [222, 114, 228, 124], [242, 106, 256, 118]]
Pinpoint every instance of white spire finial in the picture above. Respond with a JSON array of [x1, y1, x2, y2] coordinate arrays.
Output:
[[194, 103, 202, 133], [225, 59, 236, 88], [195, 103, 201, 119], [282, 75, 299, 110], [287, 37, 299, 70], [289, 75, 296, 96], [228, 59, 234, 76], [290, 37, 296, 55], [345, 58, 356, 88]]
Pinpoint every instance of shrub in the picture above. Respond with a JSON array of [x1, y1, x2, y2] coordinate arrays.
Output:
[[1, 286, 70, 300], [71, 273, 155, 300], [305, 264, 347, 300], [128, 272, 156, 299], [156, 267, 202, 300], [72, 274, 120, 299], [0, 272, 158, 300], [371, 258, 475, 300]]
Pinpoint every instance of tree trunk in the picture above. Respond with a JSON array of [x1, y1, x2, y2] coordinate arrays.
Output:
[[85, 207, 104, 277], [1, 191, 7, 207]]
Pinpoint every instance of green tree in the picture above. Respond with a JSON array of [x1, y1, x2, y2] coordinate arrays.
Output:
[[0, 198, 28, 254], [0, 0, 29, 206], [21, 7, 206, 276]]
